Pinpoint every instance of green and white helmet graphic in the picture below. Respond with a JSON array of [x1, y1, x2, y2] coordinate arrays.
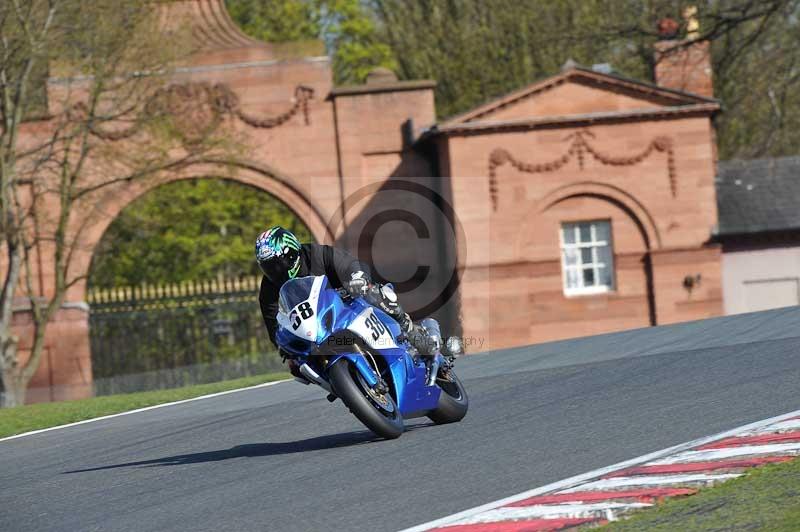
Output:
[[256, 226, 302, 280]]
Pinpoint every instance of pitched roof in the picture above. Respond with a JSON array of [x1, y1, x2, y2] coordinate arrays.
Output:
[[427, 103, 720, 137], [716, 156, 800, 236], [440, 66, 719, 127]]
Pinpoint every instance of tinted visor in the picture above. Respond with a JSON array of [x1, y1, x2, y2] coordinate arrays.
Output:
[[258, 249, 300, 284], [258, 256, 290, 284]]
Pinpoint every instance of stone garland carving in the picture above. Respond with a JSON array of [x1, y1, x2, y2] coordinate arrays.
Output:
[[487, 130, 676, 211], [71, 82, 314, 142], [200, 83, 315, 129]]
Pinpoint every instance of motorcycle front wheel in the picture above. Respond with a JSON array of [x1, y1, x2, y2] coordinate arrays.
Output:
[[329, 358, 404, 439]]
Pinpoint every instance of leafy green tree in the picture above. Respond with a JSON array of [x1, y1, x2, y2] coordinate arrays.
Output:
[[89, 179, 313, 288], [321, 0, 397, 84], [224, 0, 320, 42], [224, 0, 800, 157], [369, 0, 800, 159], [225, 0, 395, 83]]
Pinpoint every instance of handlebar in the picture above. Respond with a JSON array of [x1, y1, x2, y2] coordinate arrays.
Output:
[[335, 287, 352, 300], [336, 281, 383, 301]]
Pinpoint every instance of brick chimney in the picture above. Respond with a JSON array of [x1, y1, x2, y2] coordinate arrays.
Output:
[[653, 8, 713, 98], [654, 39, 713, 98]]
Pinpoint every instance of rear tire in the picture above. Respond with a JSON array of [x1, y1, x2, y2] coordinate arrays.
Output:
[[428, 369, 469, 424], [329, 358, 404, 439]]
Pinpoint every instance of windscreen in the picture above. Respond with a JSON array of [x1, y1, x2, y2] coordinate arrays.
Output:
[[279, 276, 317, 314]]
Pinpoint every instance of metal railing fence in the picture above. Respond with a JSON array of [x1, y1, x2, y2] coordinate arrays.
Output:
[[88, 276, 281, 395]]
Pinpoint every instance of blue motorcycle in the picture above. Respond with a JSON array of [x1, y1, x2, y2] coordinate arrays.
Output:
[[275, 275, 468, 439]]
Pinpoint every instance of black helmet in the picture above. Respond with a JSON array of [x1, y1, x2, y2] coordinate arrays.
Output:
[[255, 226, 302, 284]]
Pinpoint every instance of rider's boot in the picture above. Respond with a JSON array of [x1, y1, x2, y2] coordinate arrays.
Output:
[[401, 314, 444, 359], [399, 314, 431, 357]]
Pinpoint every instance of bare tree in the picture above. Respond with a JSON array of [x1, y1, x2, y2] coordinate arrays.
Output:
[[0, 0, 239, 406]]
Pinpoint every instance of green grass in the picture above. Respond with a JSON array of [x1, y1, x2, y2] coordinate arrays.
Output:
[[604, 457, 800, 531], [0, 372, 290, 439]]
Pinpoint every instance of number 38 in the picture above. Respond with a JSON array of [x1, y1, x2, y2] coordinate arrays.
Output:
[[365, 312, 386, 341], [291, 301, 314, 330]]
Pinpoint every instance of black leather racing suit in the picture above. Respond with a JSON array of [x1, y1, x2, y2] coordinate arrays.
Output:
[[259, 243, 405, 347]]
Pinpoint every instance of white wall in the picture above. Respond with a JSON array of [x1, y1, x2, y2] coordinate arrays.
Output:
[[723, 246, 800, 315]]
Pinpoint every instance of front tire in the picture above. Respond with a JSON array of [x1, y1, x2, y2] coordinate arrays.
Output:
[[428, 368, 469, 424], [328, 358, 404, 439]]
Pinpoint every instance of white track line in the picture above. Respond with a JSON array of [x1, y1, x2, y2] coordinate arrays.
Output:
[[751, 419, 800, 434], [648, 443, 800, 464], [398, 406, 800, 532], [447, 502, 652, 524], [560, 473, 740, 492], [0, 379, 291, 443]]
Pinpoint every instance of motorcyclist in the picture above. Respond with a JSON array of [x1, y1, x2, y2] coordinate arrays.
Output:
[[255, 226, 435, 375]]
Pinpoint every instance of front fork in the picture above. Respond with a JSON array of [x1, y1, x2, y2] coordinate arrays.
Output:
[[425, 352, 452, 387]]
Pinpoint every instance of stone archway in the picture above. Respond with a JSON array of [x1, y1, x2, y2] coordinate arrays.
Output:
[[26, 160, 331, 402], [70, 159, 332, 303]]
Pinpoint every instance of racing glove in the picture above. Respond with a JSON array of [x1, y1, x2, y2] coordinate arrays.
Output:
[[345, 271, 370, 297]]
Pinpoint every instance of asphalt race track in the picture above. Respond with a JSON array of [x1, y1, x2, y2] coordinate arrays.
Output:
[[3, 307, 800, 532]]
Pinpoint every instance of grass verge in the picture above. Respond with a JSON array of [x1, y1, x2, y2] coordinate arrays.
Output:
[[0, 372, 290, 439], [604, 457, 800, 531]]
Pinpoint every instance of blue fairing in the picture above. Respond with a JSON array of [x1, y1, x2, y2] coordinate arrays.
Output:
[[275, 275, 441, 416], [326, 352, 379, 387]]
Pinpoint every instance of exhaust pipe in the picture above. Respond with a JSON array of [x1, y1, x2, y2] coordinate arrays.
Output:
[[299, 363, 333, 394]]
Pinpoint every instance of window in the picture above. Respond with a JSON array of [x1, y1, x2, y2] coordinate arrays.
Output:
[[560, 220, 614, 296]]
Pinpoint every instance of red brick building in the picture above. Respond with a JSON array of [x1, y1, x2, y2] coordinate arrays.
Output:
[[428, 53, 722, 349], [11, 0, 726, 400]]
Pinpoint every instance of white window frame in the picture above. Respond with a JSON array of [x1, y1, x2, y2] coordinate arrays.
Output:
[[559, 220, 615, 297]]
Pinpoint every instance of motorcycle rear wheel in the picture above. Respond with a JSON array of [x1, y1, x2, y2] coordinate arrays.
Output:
[[428, 368, 469, 424], [329, 358, 404, 439]]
